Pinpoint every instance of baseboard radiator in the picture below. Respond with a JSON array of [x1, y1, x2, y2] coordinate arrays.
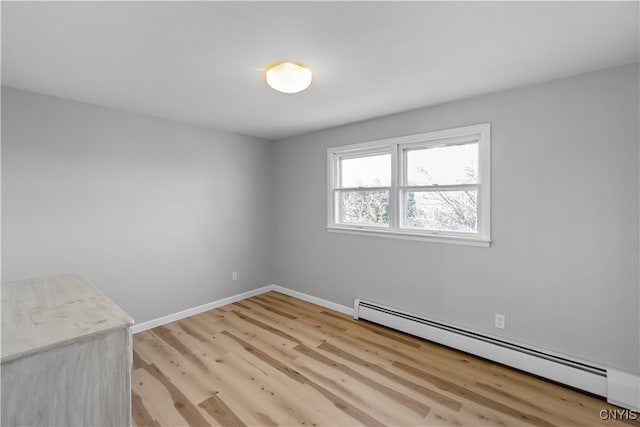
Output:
[[353, 299, 608, 397]]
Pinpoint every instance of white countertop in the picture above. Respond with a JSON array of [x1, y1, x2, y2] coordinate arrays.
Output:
[[1, 273, 134, 363]]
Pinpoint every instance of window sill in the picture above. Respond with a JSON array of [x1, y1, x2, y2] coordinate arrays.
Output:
[[326, 226, 491, 247]]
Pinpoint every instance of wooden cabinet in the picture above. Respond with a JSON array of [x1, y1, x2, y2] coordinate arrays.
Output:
[[1, 273, 134, 426]]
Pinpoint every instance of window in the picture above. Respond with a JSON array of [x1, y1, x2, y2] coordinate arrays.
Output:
[[327, 123, 491, 247]]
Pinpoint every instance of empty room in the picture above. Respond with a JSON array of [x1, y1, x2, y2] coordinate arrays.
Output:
[[1, 1, 639, 426]]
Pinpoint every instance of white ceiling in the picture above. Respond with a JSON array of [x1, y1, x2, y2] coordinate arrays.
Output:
[[2, 1, 638, 140]]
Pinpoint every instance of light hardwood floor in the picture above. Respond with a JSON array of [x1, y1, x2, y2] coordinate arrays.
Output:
[[132, 291, 638, 426]]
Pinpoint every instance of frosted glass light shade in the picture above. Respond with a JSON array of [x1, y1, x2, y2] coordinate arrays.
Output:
[[266, 63, 312, 93]]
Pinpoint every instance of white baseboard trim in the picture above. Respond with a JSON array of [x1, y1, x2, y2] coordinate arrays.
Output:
[[607, 368, 640, 411], [270, 285, 354, 316], [131, 285, 274, 334], [131, 284, 353, 334]]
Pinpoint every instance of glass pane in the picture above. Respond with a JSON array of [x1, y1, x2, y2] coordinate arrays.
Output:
[[340, 191, 389, 226], [406, 143, 478, 186], [340, 153, 391, 187], [405, 190, 477, 232]]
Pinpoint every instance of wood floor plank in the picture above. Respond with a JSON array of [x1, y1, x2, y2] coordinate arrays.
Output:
[[153, 326, 212, 374], [174, 316, 211, 343], [472, 381, 583, 426], [143, 363, 212, 427], [292, 351, 427, 426], [215, 313, 301, 363], [134, 331, 223, 405], [132, 291, 634, 427], [195, 352, 301, 426], [131, 390, 161, 427], [222, 330, 387, 426], [243, 297, 349, 336], [221, 350, 360, 426], [393, 360, 555, 427], [198, 395, 246, 427], [256, 293, 335, 321], [230, 309, 302, 344], [241, 297, 298, 320], [295, 342, 431, 417], [161, 318, 233, 362], [349, 331, 492, 388], [133, 348, 150, 371], [318, 341, 462, 412], [234, 299, 348, 346], [132, 368, 192, 427]]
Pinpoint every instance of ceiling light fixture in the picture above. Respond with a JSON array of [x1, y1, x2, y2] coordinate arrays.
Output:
[[265, 62, 312, 94]]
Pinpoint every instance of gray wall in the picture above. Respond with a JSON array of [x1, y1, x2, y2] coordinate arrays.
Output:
[[1, 87, 274, 323], [272, 64, 640, 373]]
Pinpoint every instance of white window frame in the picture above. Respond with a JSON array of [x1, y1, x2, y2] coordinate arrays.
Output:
[[327, 123, 491, 247]]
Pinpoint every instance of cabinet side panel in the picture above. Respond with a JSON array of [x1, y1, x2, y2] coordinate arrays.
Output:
[[1, 328, 131, 427]]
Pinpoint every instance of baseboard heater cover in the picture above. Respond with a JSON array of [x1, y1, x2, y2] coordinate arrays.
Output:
[[354, 299, 608, 398]]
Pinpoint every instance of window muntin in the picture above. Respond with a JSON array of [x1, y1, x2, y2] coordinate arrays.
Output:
[[327, 124, 490, 246]]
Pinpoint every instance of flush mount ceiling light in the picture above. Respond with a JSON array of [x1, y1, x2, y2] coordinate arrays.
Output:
[[265, 62, 312, 94]]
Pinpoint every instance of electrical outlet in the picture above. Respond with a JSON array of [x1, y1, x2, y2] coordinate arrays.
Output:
[[232, 271, 238, 281], [495, 313, 506, 329]]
